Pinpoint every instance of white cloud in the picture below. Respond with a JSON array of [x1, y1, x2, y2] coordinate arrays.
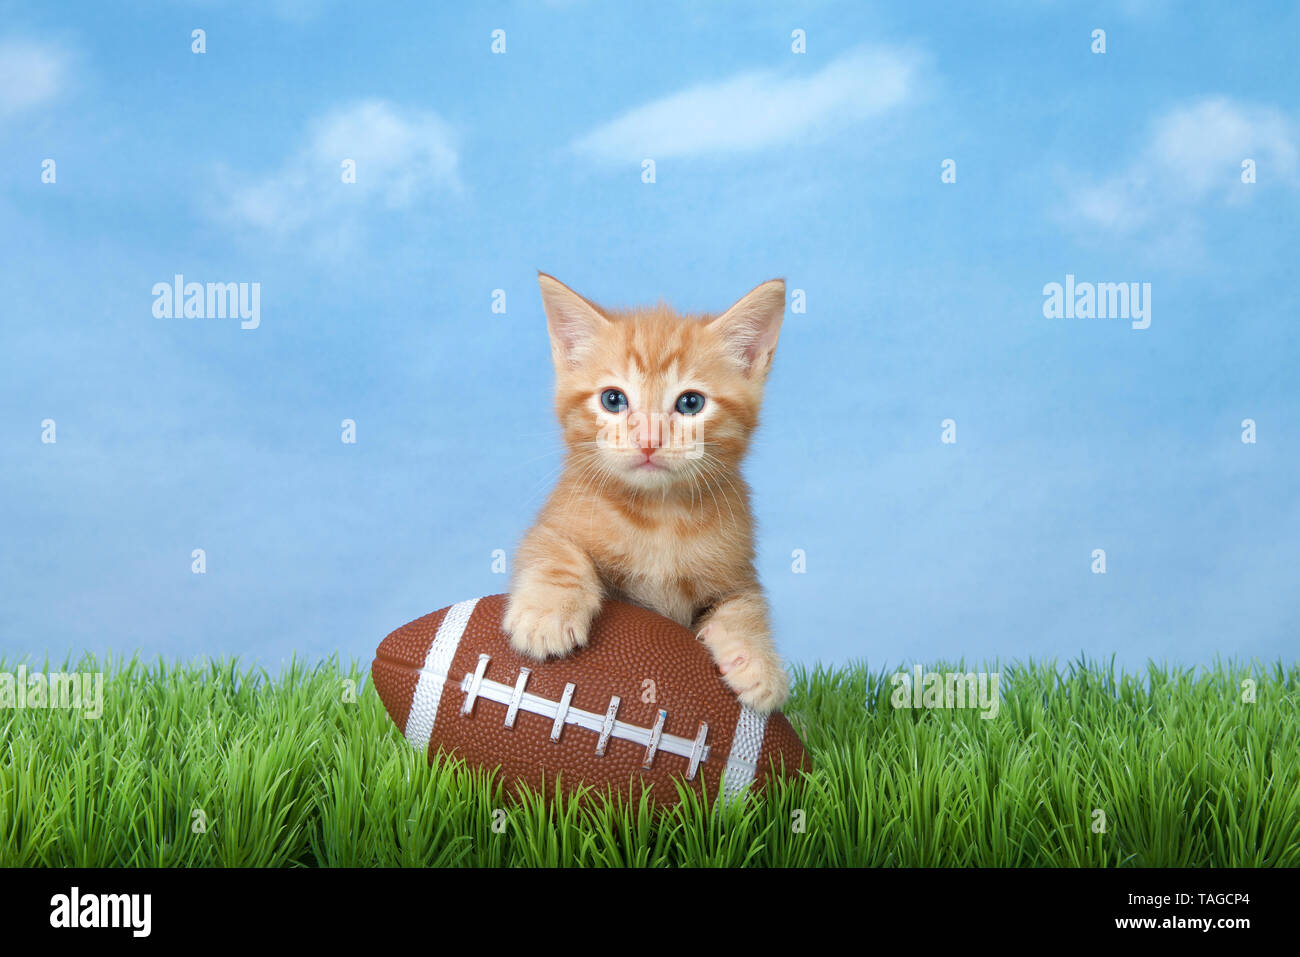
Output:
[[572, 46, 921, 163], [220, 99, 458, 240], [0, 40, 68, 117], [1066, 96, 1298, 235]]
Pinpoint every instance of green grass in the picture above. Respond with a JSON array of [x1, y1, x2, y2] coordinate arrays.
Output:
[[1, 655, 1297, 866]]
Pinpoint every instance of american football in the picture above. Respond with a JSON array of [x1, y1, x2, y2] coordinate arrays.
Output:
[[371, 594, 811, 807]]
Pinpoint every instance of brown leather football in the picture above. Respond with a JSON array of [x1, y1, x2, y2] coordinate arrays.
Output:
[[371, 594, 811, 808]]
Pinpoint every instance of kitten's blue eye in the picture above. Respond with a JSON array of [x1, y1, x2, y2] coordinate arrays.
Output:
[[675, 391, 706, 415], [601, 389, 628, 413]]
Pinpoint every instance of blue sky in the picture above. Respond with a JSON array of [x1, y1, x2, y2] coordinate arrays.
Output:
[[2, 1, 1297, 674]]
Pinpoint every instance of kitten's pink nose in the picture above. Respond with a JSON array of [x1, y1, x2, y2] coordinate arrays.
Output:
[[635, 434, 657, 457]]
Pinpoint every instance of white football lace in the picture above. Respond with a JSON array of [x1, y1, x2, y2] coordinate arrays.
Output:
[[459, 653, 711, 779]]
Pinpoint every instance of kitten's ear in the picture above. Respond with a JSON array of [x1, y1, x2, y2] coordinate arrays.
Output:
[[538, 273, 609, 367], [709, 279, 786, 377]]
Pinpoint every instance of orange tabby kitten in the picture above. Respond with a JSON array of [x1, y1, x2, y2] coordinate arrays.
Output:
[[503, 274, 790, 712]]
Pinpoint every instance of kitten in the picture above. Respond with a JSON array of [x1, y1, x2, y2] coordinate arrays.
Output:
[[503, 273, 790, 713]]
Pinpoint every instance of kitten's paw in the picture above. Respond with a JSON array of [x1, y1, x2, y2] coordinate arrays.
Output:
[[698, 623, 790, 713], [725, 654, 791, 713], [503, 588, 593, 660]]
